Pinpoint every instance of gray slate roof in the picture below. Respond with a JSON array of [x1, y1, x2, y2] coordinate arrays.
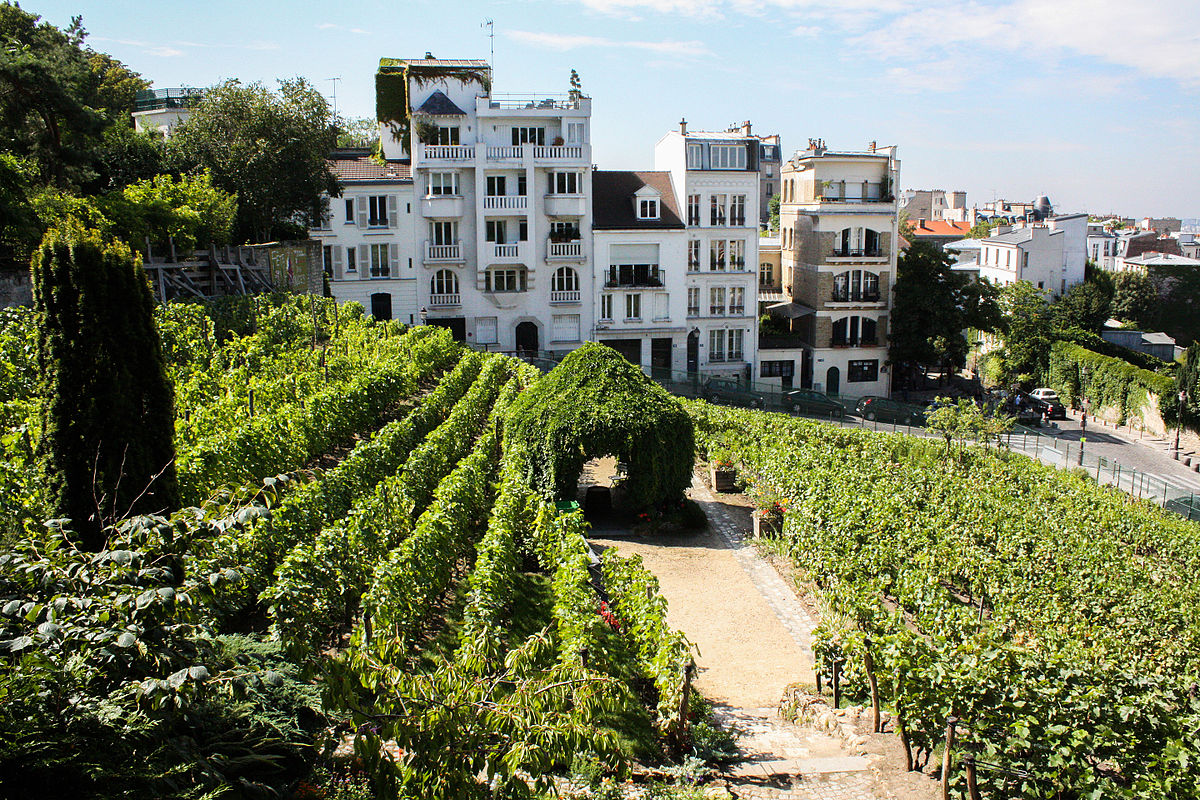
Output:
[[416, 90, 467, 116], [592, 171, 685, 230]]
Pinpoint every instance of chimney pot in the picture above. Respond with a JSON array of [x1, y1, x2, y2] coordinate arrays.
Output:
[[680, 118, 688, 135]]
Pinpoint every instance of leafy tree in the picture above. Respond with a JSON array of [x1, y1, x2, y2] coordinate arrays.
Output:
[[1051, 281, 1110, 331], [998, 281, 1053, 383], [32, 223, 178, 550], [0, 152, 40, 259], [107, 170, 237, 254], [1177, 343, 1200, 431], [85, 49, 147, 119], [335, 115, 378, 149], [1110, 271, 1158, 327], [768, 192, 780, 232], [168, 78, 340, 243], [965, 219, 1003, 239], [89, 122, 165, 193]]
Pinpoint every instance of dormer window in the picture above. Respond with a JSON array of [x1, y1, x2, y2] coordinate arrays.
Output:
[[638, 198, 659, 220]]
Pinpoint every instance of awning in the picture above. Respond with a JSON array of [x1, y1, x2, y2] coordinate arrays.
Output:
[[766, 301, 816, 319]]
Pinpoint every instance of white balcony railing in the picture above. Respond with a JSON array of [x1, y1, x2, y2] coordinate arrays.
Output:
[[483, 195, 528, 210], [493, 243, 520, 258], [550, 290, 581, 303], [547, 240, 583, 259], [534, 145, 584, 160], [422, 144, 475, 160], [425, 241, 463, 262], [429, 293, 460, 307], [487, 146, 523, 159]]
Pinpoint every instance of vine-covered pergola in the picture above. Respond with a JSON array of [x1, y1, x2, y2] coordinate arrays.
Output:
[[504, 344, 695, 508]]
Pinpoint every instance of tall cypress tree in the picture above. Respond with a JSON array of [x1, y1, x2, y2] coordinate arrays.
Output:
[[32, 223, 178, 550]]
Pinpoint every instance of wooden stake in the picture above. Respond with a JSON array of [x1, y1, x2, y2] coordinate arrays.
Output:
[[863, 642, 880, 732], [832, 659, 842, 709], [965, 755, 981, 800], [675, 661, 694, 757], [897, 712, 913, 771], [941, 716, 958, 800]]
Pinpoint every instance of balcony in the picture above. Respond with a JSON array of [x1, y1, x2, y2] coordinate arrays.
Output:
[[420, 195, 464, 217], [483, 195, 527, 212], [760, 333, 808, 350], [547, 239, 584, 260], [709, 306, 726, 316], [729, 305, 745, 316], [550, 290, 581, 304], [831, 248, 885, 258], [687, 306, 700, 318], [830, 337, 879, 348], [418, 143, 476, 162], [490, 242, 528, 262], [486, 145, 523, 160], [816, 194, 893, 206], [544, 194, 587, 217], [429, 293, 460, 307], [534, 145, 584, 162], [424, 241, 464, 263], [830, 290, 882, 303], [606, 266, 662, 288], [486, 93, 588, 110]]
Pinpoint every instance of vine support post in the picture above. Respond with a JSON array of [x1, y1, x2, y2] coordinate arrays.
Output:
[[831, 659, 842, 709], [897, 712, 913, 771], [964, 754, 981, 800], [815, 669, 822, 695], [862, 641, 880, 733], [941, 716, 958, 800], [248, 387, 255, 417], [673, 660, 695, 757]]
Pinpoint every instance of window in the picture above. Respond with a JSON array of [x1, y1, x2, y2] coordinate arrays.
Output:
[[710, 144, 746, 169], [848, 359, 879, 383], [709, 240, 726, 271], [831, 316, 878, 346], [549, 171, 581, 194], [345, 198, 354, 222], [765, 181, 773, 196], [730, 195, 747, 226], [710, 194, 727, 226], [485, 220, 507, 243], [688, 240, 701, 272], [687, 194, 700, 226], [600, 293, 613, 321], [638, 198, 659, 219], [550, 221, 580, 241], [708, 330, 725, 362], [551, 314, 580, 342], [552, 266, 579, 292], [369, 243, 390, 278], [431, 221, 457, 246], [486, 267, 526, 293], [518, 175, 527, 196], [566, 122, 585, 143], [625, 293, 641, 320], [761, 360, 795, 378], [710, 287, 726, 316], [486, 175, 507, 197], [729, 286, 744, 315], [435, 126, 460, 145], [323, 245, 333, 277], [427, 172, 459, 196], [728, 329, 744, 360], [431, 269, 459, 296], [476, 317, 498, 344], [606, 264, 661, 287], [760, 262, 773, 285], [687, 143, 703, 169], [729, 239, 745, 269], [687, 287, 700, 317], [345, 246, 357, 273], [654, 292, 669, 320], [368, 195, 389, 227], [512, 126, 546, 146]]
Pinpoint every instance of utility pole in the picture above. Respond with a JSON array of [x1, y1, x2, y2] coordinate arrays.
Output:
[[1175, 389, 1187, 460]]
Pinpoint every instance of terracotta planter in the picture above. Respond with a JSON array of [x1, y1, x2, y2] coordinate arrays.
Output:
[[753, 511, 784, 539], [709, 464, 737, 493]]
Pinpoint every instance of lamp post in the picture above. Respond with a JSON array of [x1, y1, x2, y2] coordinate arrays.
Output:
[[1175, 389, 1187, 461], [419, 306, 428, 326]]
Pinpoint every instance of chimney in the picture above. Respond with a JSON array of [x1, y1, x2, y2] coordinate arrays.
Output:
[[741, 120, 752, 136], [868, 140, 876, 152], [679, 118, 688, 135], [917, 218, 926, 230], [994, 225, 1012, 236], [424, 51, 435, 59]]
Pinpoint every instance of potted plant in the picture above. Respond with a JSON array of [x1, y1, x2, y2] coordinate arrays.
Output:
[[708, 449, 737, 493], [751, 491, 786, 538], [552, 135, 565, 147]]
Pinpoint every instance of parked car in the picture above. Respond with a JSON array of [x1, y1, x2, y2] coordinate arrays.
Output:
[[855, 396, 926, 425], [701, 377, 767, 409], [1029, 387, 1067, 419], [782, 389, 845, 418]]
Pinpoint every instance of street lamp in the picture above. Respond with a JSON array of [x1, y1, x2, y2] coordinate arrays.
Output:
[[1175, 389, 1187, 461], [419, 306, 428, 326]]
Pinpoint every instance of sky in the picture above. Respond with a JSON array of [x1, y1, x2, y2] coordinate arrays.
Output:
[[28, 0, 1200, 218]]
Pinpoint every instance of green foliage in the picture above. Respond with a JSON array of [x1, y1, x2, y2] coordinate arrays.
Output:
[[997, 281, 1053, 382], [108, 169, 237, 253], [768, 192, 780, 232], [1046, 340, 1175, 425], [1144, 265, 1200, 346], [924, 397, 1013, 459], [336, 115, 379, 149], [1110, 270, 1157, 327], [1051, 280, 1110, 331], [33, 223, 178, 550], [168, 78, 339, 243], [504, 343, 695, 508], [1055, 325, 1175, 373], [0, 152, 40, 258], [964, 218, 1004, 239], [1176, 343, 1200, 431]]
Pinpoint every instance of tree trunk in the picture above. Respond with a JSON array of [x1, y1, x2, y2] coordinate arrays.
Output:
[[863, 643, 880, 733], [941, 717, 958, 800]]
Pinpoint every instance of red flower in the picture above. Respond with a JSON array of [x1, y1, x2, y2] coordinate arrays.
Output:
[[598, 600, 621, 630]]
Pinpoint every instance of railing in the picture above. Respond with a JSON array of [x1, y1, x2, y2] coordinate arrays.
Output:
[[425, 242, 463, 261], [687, 306, 700, 317], [710, 214, 726, 226], [421, 144, 475, 160], [818, 194, 891, 204], [487, 146, 523, 159], [759, 333, 808, 349], [730, 216, 746, 226], [688, 214, 701, 226], [483, 195, 527, 210], [134, 87, 203, 112], [548, 240, 583, 259], [534, 145, 584, 160], [830, 291, 882, 302], [488, 93, 587, 110], [429, 293, 460, 307], [830, 337, 879, 347], [730, 259, 746, 270], [831, 249, 885, 258], [710, 306, 726, 316], [605, 268, 662, 288], [492, 243, 520, 258], [688, 261, 700, 272], [710, 260, 726, 271], [550, 290, 581, 303], [729, 305, 745, 316]]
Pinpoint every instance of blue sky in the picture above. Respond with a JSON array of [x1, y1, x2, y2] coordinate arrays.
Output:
[[29, 0, 1200, 218]]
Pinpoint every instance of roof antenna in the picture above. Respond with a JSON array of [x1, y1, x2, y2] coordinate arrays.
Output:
[[327, 76, 341, 136], [482, 18, 494, 73]]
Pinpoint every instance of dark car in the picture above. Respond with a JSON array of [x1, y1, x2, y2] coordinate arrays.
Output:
[[855, 395, 926, 425], [701, 377, 767, 409], [1025, 390, 1066, 420], [783, 389, 845, 418]]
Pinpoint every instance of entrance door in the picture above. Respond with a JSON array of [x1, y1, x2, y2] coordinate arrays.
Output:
[[686, 331, 699, 374], [826, 366, 840, 397], [801, 350, 813, 389], [651, 338, 672, 380], [427, 317, 466, 342], [515, 321, 539, 355], [370, 293, 392, 320]]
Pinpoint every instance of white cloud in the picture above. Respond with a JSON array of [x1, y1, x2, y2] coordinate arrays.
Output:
[[315, 23, 369, 35], [506, 30, 711, 58]]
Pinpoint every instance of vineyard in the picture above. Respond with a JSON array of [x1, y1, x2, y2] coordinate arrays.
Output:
[[0, 297, 694, 800], [692, 401, 1200, 799]]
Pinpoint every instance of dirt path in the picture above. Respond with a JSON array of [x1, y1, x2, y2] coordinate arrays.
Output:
[[589, 463, 937, 800]]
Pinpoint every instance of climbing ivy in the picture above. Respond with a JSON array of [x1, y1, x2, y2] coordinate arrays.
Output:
[[374, 60, 491, 152]]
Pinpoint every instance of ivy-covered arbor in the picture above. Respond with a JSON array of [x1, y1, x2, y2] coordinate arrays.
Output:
[[504, 344, 695, 508]]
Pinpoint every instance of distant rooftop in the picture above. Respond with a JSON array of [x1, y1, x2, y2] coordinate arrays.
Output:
[[134, 87, 203, 113], [379, 56, 490, 72], [328, 150, 411, 182], [1123, 252, 1200, 267]]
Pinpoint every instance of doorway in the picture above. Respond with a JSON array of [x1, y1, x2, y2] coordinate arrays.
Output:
[[651, 338, 672, 380], [826, 365, 840, 396], [370, 293, 392, 320], [515, 321, 539, 355], [427, 317, 466, 342]]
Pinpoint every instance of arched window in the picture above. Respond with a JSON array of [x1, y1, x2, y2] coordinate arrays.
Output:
[[552, 266, 578, 293], [431, 269, 459, 296], [831, 315, 878, 347], [832, 270, 880, 302]]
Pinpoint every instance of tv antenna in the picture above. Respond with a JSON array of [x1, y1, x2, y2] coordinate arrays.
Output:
[[328, 76, 342, 124], [482, 18, 494, 68]]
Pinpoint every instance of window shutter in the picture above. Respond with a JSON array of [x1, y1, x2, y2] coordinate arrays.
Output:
[[332, 246, 344, 280], [356, 196, 368, 228], [655, 293, 668, 320], [389, 243, 399, 277], [388, 195, 399, 228]]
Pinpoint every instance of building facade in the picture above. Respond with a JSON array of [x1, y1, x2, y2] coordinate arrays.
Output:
[[774, 140, 899, 397], [654, 122, 760, 381]]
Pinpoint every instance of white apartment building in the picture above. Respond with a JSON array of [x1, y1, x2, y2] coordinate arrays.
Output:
[[775, 141, 899, 397], [311, 151, 419, 322], [375, 56, 593, 354], [976, 214, 1085, 296], [591, 171, 689, 375], [654, 121, 760, 380]]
